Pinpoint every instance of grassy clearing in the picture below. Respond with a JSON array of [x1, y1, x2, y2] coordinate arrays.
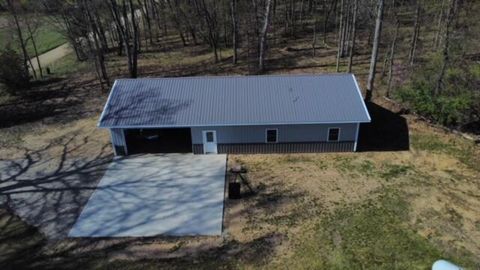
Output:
[[410, 132, 480, 172], [0, 16, 66, 56], [47, 52, 89, 76], [286, 191, 449, 270]]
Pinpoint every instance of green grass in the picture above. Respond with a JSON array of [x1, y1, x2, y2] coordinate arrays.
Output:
[[47, 52, 89, 76], [26, 23, 66, 55], [0, 16, 66, 56], [411, 133, 479, 171], [380, 163, 413, 181], [285, 191, 476, 270]]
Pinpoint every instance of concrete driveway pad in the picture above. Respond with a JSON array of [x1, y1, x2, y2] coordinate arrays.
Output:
[[69, 154, 227, 237]]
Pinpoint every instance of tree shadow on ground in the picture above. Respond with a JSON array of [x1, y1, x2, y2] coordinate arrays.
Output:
[[357, 102, 410, 152], [0, 77, 105, 129], [0, 133, 113, 239]]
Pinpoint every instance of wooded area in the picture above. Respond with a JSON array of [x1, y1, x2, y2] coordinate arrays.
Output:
[[0, 0, 479, 131]]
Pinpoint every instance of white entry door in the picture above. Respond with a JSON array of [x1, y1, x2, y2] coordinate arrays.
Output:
[[202, 130, 218, 154]]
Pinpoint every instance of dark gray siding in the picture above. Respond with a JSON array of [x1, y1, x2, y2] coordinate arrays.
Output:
[[191, 123, 357, 144], [193, 142, 355, 154], [110, 128, 127, 155]]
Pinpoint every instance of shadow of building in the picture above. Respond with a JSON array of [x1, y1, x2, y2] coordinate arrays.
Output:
[[357, 102, 410, 152]]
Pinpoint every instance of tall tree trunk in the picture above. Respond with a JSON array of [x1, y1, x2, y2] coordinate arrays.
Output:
[[408, 3, 421, 66], [85, 32, 103, 89], [342, 0, 349, 56], [365, 0, 385, 102], [386, 19, 399, 97], [150, 0, 161, 40], [61, 13, 85, 61], [433, 0, 446, 49], [129, 0, 139, 78], [93, 10, 109, 52], [299, 0, 305, 28], [26, 22, 43, 78], [166, 0, 187, 46], [312, 3, 318, 57], [198, 0, 219, 62], [284, 0, 289, 36], [231, 0, 238, 64], [259, 0, 273, 72], [141, 0, 154, 45], [290, 0, 296, 36], [347, 0, 358, 73], [83, 0, 110, 87], [434, 0, 457, 95], [336, 0, 344, 72], [121, 0, 135, 77], [6, 0, 31, 79], [322, 0, 334, 45]]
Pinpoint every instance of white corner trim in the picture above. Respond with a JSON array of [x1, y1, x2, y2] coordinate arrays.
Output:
[[109, 129, 117, 156], [97, 80, 119, 127], [354, 123, 360, 152]]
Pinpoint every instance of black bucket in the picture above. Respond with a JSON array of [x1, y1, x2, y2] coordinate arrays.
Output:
[[229, 182, 241, 199]]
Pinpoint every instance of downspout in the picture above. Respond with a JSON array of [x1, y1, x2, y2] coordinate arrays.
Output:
[[354, 123, 360, 152]]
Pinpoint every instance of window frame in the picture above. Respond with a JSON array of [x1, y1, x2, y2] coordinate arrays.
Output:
[[265, 128, 279, 143], [327, 127, 341, 142], [203, 130, 216, 143]]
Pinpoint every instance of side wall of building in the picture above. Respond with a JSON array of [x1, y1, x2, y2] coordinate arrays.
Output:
[[110, 123, 360, 155], [191, 123, 358, 154], [191, 123, 357, 144], [110, 128, 127, 155]]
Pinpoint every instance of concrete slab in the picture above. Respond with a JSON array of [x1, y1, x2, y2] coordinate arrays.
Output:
[[69, 154, 227, 237]]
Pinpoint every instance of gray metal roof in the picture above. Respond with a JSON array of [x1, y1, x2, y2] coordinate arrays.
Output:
[[98, 74, 371, 128]]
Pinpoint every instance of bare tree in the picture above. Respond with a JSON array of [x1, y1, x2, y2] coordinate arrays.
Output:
[[408, 3, 421, 66], [433, 0, 446, 49], [195, 0, 220, 62], [434, 0, 457, 95], [312, 0, 318, 56], [365, 0, 385, 102], [5, 0, 32, 79], [231, 0, 238, 64], [323, 0, 337, 45], [386, 18, 399, 97], [335, 0, 344, 72], [81, 0, 110, 88], [258, 0, 273, 72], [347, 0, 357, 73], [108, 0, 138, 78], [25, 17, 44, 78]]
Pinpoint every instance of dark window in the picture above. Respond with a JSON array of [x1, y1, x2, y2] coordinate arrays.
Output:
[[266, 129, 278, 143], [206, 131, 214, 142], [328, 128, 340, 142]]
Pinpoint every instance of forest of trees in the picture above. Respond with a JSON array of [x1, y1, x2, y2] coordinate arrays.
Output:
[[0, 0, 479, 131]]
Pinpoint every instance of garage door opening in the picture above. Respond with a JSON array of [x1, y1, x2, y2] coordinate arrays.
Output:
[[125, 128, 192, 154]]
